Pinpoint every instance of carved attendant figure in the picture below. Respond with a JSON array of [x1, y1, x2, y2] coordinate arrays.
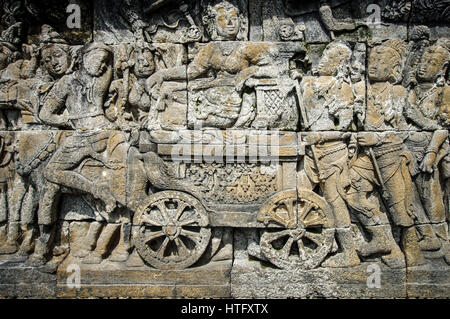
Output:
[[297, 42, 359, 268], [358, 40, 426, 267], [405, 40, 450, 263], [26, 43, 116, 266], [108, 41, 156, 128]]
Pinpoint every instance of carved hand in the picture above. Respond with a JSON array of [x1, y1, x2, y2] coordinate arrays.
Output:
[[420, 152, 436, 174], [357, 132, 379, 147], [146, 71, 164, 92], [304, 133, 322, 145]]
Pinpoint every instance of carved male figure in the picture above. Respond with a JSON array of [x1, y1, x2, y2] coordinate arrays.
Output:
[[0, 23, 38, 129], [297, 42, 359, 268], [404, 39, 450, 262], [300, 41, 354, 131], [357, 40, 426, 266], [28, 43, 116, 266]]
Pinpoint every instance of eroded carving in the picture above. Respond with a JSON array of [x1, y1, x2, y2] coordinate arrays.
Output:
[[0, 0, 448, 299]]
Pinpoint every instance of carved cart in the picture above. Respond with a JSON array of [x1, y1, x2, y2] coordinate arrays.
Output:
[[131, 129, 336, 271]]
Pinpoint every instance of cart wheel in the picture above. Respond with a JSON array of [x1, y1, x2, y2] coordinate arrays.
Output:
[[259, 189, 335, 270], [133, 191, 211, 270]]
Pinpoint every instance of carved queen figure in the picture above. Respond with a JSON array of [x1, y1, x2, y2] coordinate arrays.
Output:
[[146, 0, 279, 130]]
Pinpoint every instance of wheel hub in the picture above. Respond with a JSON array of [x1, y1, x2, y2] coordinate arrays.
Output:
[[162, 225, 180, 240], [291, 228, 306, 241]]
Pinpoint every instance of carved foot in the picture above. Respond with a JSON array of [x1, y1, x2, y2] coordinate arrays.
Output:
[[125, 250, 145, 268], [212, 244, 233, 262], [109, 249, 130, 263], [0, 242, 18, 255], [381, 246, 406, 269], [72, 247, 92, 258], [52, 245, 68, 257], [25, 253, 47, 267], [418, 237, 441, 251], [322, 250, 360, 268], [444, 252, 450, 265], [357, 241, 391, 258], [82, 251, 103, 264], [440, 241, 450, 265]]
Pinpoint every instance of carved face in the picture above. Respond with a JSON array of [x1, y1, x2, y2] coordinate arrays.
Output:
[[134, 48, 155, 78], [417, 49, 446, 82], [317, 45, 350, 76], [41, 45, 70, 77], [350, 60, 363, 82], [214, 5, 240, 40], [83, 48, 111, 77], [368, 47, 398, 82]]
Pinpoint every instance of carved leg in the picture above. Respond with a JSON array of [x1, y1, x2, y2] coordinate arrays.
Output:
[[401, 226, 427, 267], [45, 147, 117, 213], [16, 224, 34, 257], [17, 184, 38, 257], [433, 223, 450, 265], [0, 222, 20, 255], [82, 224, 120, 264], [109, 223, 131, 262], [72, 221, 103, 258], [212, 228, 233, 262], [0, 187, 7, 227], [321, 175, 360, 268], [322, 227, 360, 268], [26, 224, 55, 267], [0, 223, 5, 243], [26, 183, 60, 266], [0, 183, 20, 254]]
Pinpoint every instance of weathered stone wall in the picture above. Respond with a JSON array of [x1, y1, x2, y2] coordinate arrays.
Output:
[[0, 0, 449, 298]]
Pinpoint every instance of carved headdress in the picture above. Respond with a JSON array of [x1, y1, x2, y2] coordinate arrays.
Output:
[[424, 38, 450, 83], [0, 22, 23, 52], [39, 24, 68, 44], [379, 39, 408, 84], [0, 22, 23, 66]]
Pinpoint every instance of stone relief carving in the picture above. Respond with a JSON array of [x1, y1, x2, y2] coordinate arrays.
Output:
[[0, 0, 448, 299]]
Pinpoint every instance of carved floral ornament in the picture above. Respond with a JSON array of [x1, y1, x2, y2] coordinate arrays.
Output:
[[0, 0, 448, 299]]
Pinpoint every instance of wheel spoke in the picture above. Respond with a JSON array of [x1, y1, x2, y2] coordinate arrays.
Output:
[[281, 236, 294, 259], [156, 237, 170, 259], [143, 230, 165, 244], [175, 238, 190, 258], [175, 202, 190, 221], [263, 229, 293, 243], [180, 229, 202, 243], [297, 239, 307, 260], [303, 214, 325, 227], [155, 201, 169, 223], [304, 232, 324, 247], [178, 217, 201, 227], [141, 214, 163, 226], [283, 198, 296, 221], [298, 201, 314, 221]]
